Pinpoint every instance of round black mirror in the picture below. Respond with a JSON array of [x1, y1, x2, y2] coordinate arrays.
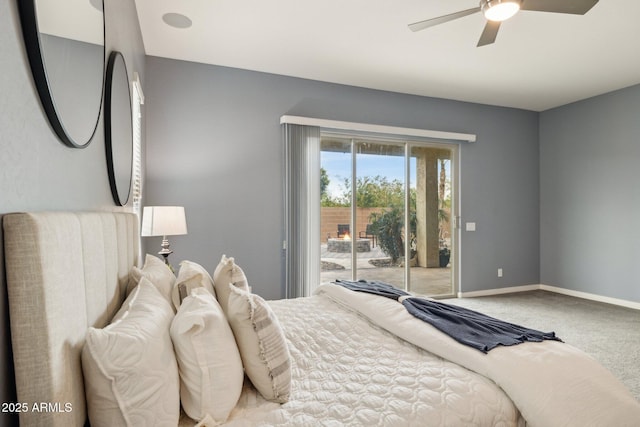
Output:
[[105, 51, 133, 206], [18, 0, 105, 148]]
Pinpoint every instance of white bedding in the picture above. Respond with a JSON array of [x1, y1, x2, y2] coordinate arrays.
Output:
[[6, 211, 637, 426], [316, 283, 640, 427], [182, 293, 522, 426], [2, 212, 517, 427]]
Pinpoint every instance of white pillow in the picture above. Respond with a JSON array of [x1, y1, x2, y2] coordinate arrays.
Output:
[[227, 285, 292, 403], [212, 254, 250, 315], [126, 254, 176, 308], [171, 260, 215, 310], [82, 278, 180, 427], [170, 287, 244, 424]]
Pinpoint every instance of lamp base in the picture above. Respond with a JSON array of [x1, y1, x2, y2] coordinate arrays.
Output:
[[158, 236, 175, 272]]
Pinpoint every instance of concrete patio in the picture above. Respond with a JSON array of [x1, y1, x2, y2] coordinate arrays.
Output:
[[320, 243, 453, 296]]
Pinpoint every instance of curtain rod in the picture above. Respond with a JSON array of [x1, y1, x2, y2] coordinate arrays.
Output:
[[280, 115, 476, 143]]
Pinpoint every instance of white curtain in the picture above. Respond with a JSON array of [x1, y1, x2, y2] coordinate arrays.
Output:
[[283, 124, 321, 298]]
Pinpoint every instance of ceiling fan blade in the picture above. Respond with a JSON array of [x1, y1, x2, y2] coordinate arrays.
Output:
[[477, 20, 501, 47], [521, 0, 599, 15], [408, 7, 480, 32]]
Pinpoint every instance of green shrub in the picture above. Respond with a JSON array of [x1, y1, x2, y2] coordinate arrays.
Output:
[[370, 207, 416, 263]]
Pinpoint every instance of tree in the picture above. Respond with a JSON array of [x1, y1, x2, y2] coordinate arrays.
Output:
[[333, 175, 406, 208], [320, 171, 418, 263], [369, 207, 416, 264], [438, 159, 451, 245], [367, 182, 417, 264], [320, 168, 330, 199]]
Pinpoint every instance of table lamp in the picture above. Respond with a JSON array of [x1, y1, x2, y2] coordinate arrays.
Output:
[[141, 206, 188, 267]]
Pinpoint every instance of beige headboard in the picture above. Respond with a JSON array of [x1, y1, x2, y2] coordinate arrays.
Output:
[[3, 212, 139, 427]]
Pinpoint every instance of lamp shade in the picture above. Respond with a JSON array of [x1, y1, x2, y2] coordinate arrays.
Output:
[[141, 206, 188, 237]]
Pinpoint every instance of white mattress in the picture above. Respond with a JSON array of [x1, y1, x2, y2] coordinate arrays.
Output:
[[183, 294, 521, 426]]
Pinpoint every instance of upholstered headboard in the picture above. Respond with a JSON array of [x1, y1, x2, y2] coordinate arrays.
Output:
[[3, 212, 139, 426]]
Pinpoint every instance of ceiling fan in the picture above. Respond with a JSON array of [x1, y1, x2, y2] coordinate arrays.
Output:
[[408, 0, 599, 47]]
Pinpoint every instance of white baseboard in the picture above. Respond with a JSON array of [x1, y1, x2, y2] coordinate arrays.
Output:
[[458, 284, 640, 311], [458, 284, 540, 298], [538, 284, 640, 310]]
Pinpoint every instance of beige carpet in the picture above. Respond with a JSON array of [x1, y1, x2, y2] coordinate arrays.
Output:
[[441, 291, 640, 401]]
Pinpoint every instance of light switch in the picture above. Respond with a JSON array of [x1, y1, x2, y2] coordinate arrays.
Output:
[[465, 222, 476, 231]]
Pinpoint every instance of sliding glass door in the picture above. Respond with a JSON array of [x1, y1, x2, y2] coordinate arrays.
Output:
[[320, 135, 456, 297], [409, 146, 454, 296], [320, 137, 353, 276]]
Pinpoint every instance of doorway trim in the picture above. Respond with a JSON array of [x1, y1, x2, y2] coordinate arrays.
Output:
[[319, 133, 460, 298], [284, 117, 469, 298]]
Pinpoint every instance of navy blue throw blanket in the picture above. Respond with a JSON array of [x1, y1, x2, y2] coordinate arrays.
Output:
[[334, 279, 410, 300], [334, 279, 562, 353]]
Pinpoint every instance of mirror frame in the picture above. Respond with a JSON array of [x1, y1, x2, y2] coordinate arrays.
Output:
[[104, 51, 133, 206], [18, 0, 105, 148]]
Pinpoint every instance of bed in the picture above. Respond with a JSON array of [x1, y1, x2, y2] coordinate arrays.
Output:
[[3, 211, 640, 427]]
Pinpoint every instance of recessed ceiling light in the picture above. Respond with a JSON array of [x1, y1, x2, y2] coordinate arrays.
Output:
[[162, 13, 193, 29]]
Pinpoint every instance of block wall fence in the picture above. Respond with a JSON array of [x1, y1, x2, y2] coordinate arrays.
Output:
[[320, 207, 386, 243]]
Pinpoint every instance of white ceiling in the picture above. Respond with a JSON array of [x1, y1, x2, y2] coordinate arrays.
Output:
[[134, 0, 640, 112]]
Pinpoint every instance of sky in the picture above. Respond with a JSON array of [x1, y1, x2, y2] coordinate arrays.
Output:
[[322, 149, 453, 200], [321, 151, 415, 198]]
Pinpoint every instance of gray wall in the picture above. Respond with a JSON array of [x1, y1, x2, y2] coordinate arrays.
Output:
[[144, 56, 540, 300], [1, 0, 635, 422], [0, 0, 146, 422], [540, 84, 640, 302]]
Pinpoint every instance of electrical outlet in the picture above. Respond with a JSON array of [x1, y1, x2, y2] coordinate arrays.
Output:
[[498, 268, 503, 278]]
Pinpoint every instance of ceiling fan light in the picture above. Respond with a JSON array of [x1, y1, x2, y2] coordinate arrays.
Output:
[[482, 0, 521, 22]]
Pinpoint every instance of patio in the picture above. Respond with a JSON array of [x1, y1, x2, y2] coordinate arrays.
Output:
[[320, 243, 452, 296]]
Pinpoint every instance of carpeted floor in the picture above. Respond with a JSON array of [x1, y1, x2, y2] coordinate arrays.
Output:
[[441, 290, 640, 401]]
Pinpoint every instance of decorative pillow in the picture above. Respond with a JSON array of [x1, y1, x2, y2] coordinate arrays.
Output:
[[227, 284, 292, 403], [82, 278, 180, 427], [126, 254, 176, 308], [170, 287, 244, 424], [170, 260, 216, 310], [212, 254, 250, 314]]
